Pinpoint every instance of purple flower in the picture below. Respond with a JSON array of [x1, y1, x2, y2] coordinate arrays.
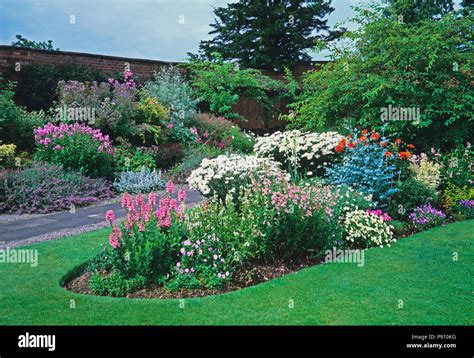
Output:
[[459, 199, 474, 209]]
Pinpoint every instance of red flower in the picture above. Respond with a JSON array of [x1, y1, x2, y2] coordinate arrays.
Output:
[[348, 142, 356, 149], [335, 144, 344, 153], [380, 141, 388, 147], [384, 151, 393, 157], [408, 144, 415, 149], [362, 129, 368, 135], [395, 138, 402, 145], [399, 151, 411, 159], [370, 133, 380, 140]]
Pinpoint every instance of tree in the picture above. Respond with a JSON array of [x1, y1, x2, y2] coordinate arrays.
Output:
[[196, 0, 336, 71], [459, 0, 473, 16], [287, 4, 473, 151], [11, 34, 59, 51], [383, 0, 454, 23]]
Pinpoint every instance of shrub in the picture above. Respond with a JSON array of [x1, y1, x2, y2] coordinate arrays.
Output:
[[408, 204, 446, 231], [388, 220, 414, 238], [325, 130, 405, 206], [143, 66, 199, 142], [455, 199, 474, 220], [287, 6, 473, 151], [328, 184, 373, 218], [185, 55, 294, 120], [56, 74, 138, 140], [0, 162, 114, 214], [193, 113, 234, 140], [166, 145, 222, 183], [255, 130, 344, 178], [143, 143, 184, 170], [408, 153, 443, 191], [135, 97, 169, 144], [33, 122, 114, 178], [0, 78, 48, 151], [99, 189, 187, 286], [168, 176, 337, 290], [0, 143, 17, 168], [113, 167, 166, 194], [436, 144, 473, 189], [388, 177, 438, 220], [187, 154, 282, 199], [190, 113, 255, 153], [224, 126, 255, 154], [254, 179, 335, 261], [169, 233, 232, 290], [113, 141, 156, 173], [441, 182, 474, 209], [342, 210, 395, 248]]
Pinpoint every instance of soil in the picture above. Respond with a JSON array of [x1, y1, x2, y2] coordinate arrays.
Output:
[[63, 258, 319, 299]]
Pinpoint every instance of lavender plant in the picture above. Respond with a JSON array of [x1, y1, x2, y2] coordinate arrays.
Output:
[[408, 204, 446, 231], [0, 162, 114, 214]]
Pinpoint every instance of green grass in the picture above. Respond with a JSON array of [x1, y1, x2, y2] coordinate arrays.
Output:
[[1, 220, 473, 325]]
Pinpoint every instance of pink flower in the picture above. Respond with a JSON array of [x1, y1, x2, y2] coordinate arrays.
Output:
[[121, 193, 134, 210], [177, 189, 187, 202], [109, 226, 122, 249], [166, 182, 175, 194], [167, 122, 174, 129], [148, 192, 157, 207], [105, 210, 115, 222]]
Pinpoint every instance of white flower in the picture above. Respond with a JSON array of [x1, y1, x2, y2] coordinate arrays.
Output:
[[187, 154, 281, 197]]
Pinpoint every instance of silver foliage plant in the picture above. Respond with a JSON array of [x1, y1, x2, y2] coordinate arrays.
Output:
[[113, 166, 166, 194], [143, 66, 199, 125]]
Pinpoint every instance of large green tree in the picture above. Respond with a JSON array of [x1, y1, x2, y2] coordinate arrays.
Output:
[[383, 0, 454, 23], [287, 4, 473, 151], [196, 0, 336, 71]]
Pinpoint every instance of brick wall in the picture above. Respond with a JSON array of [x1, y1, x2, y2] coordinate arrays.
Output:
[[0, 45, 176, 81], [0, 45, 327, 130]]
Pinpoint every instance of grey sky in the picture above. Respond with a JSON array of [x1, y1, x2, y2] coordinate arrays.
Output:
[[0, 0, 461, 61]]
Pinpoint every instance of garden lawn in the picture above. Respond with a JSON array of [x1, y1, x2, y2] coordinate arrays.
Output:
[[1, 220, 473, 325]]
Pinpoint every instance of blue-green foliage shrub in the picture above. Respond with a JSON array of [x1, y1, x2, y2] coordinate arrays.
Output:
[[326, 143, 399, 206]]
